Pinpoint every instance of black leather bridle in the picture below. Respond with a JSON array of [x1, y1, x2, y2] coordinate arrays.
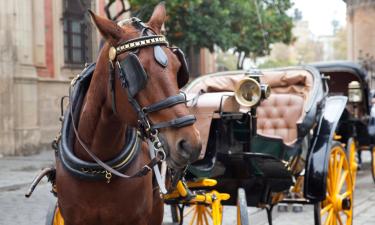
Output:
[[69, 17, 195, 193]]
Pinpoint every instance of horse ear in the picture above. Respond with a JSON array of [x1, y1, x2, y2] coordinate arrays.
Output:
[[89, 10, 123, 45], [147, 2, 166, 34]]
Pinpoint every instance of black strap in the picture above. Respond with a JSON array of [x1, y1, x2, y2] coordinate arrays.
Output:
[[142, 93, 186, 114], [151, 115, 196, 130], [109, 62, 117, 114]]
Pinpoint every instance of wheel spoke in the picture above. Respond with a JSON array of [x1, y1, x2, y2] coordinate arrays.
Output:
[[202, 209, 210, 225], [326, 195, 333, 203], [185, 206, 196, 217], [337, 212, 344, 225], [336, 171, 348, 194], [331, 154, 338, 191], [340, 191, 351, 199], [190, 207, 198, 225], [324, 209, 334, 225], [321, 204, 333, 216], [327, 177, 333, 195], [197, 206, 202, 225], [336, 155, 345, 184], [205, 207, 213, 219]]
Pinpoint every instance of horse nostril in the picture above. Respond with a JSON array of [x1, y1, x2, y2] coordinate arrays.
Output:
[[177, 139, 200, 162]]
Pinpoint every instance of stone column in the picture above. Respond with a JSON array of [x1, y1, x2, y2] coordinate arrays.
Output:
[[0, 1, 16, 156]]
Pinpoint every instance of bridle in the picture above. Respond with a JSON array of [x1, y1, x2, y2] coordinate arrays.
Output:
[[70, 17, 196, 193]]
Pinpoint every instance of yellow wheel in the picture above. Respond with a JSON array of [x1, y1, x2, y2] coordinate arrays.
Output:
[[53, 207, 65, 225], [173, 203, 223, 225], [346, 138, 358, 187], [317, 143, 353, 225], [371, 146, 375, 184]]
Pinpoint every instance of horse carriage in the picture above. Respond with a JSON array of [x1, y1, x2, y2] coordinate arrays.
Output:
[[24, 3, 358, 225], [164, 66, 355, 225], [311, 61, 375, 184]]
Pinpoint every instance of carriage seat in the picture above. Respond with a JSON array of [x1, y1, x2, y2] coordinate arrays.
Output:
[[257, 70, 313, 146]]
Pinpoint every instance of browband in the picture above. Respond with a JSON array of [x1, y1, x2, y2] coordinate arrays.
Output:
[[109, 35, 169, 61]]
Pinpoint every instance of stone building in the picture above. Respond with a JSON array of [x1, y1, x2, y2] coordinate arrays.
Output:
[[0, 0, 100, 155], [345, 0, 375, 61], [0, 0, 215, 156]]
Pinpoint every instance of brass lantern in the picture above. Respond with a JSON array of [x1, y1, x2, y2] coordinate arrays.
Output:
[[234, 77, 270, 107], [348, 81, 362, 103]]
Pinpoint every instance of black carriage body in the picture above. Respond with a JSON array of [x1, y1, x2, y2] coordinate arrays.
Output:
[[184, 66, 346, 206], [311, 61, 375, 146]]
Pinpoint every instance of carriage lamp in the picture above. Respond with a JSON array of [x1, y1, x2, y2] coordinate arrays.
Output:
[[348, 81, 362, 103], [234, 78, 270, 107]]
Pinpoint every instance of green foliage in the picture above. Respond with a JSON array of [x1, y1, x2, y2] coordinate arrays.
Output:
[[129, 0, 293, 67]]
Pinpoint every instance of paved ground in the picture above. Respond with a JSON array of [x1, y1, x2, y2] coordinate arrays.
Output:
[[0, 150, 374, 225]]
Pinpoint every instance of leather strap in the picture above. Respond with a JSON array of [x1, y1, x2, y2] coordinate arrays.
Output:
[[151, 115, 196, 130], [142, 93, 187, 114]]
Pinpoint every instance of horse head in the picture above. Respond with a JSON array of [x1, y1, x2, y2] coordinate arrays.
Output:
[[89, 3, 202, 170]]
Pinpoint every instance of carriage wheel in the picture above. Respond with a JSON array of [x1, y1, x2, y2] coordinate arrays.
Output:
[[346, 138, 357, 187], [170, 203, 223, 225], [315, 143, 353, 225], [45, 201, 64, 225], [371, 146, 375, 183], [236, 188, 249, 225], [53, 207, 65, 225]]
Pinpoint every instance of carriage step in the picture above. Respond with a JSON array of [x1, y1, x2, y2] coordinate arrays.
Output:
[[277, 203, 288, 212], [292, 204, 303, 213]]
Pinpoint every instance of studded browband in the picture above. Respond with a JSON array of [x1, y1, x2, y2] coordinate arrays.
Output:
[[109, 35, 169, 61]]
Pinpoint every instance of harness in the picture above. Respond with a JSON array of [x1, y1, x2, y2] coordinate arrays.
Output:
[[57, 17, 195, 194]]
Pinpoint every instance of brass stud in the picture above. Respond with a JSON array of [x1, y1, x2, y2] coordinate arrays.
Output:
[[108, 47, 117, 61]]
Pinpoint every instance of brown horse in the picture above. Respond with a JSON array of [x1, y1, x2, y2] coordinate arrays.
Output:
[[55, 4, 201, 225]]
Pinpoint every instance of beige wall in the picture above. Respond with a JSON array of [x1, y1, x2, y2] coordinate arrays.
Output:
[[347, 0, 375, 60], [0, 1, 72, 155], [0, 1, 16, 155]]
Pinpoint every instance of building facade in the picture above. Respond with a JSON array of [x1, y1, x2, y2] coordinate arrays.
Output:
[[0, 0, 122, 155], [346, 0, 375, 61]]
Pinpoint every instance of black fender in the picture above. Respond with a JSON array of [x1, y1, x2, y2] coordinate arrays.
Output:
[[368, 104, 375, 144], [304, 96, 348, 202]]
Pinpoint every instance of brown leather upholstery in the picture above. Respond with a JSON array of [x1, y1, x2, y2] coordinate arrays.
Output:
[[257, 70, 313, 145], [257, 94, 304, 145]]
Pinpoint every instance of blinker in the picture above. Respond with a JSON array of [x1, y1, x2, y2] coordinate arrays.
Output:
[[154, 45, 168, 67], [119, 53, 148, 97]]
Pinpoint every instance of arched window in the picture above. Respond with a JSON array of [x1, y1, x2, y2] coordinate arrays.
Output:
[[63, 0, 92, 66]]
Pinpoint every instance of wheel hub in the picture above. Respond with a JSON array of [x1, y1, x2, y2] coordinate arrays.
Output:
[[342, 197, 351, 210], [333, 195, 351, 211]]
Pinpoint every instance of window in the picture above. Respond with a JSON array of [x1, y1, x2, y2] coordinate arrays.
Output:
[[63, 0, 92, 66]]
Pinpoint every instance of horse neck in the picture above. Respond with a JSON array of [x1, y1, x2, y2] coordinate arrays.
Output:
[[73, 58, 128, 162]]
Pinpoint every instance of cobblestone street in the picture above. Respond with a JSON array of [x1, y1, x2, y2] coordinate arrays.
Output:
[[0, 150, 374, 225]]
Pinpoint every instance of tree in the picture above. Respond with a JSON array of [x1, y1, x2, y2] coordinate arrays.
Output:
[[129, 0, 293, 69], [227, 0, 294, 68]]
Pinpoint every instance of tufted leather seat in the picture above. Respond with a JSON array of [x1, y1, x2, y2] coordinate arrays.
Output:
[[257, 71, 313, 146], [257, 94, 304, 145]]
